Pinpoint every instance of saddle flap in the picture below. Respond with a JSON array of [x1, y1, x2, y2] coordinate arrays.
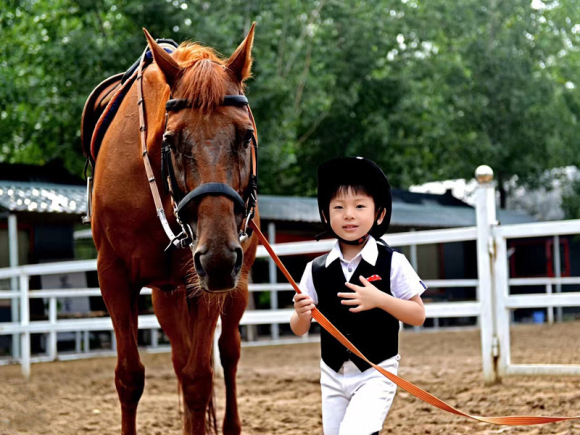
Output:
[[81, 73, 123, 162]]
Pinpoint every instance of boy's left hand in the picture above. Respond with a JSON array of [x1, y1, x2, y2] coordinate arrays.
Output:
[[338, 276, 385, 312]]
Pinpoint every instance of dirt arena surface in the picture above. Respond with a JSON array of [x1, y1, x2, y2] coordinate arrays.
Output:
[[1, 322, 580, 435]]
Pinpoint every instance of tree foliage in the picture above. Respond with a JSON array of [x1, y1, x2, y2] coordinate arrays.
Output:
[[1, 0, 580, 205], [562, 178, 580, 219]]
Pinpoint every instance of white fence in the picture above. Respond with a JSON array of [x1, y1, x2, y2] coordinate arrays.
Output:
[[1, 168, 580, 383], [0, 227, 481, 379], [493, 220, 580, 378]]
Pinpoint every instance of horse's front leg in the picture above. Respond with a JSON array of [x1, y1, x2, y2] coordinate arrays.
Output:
[[181, 295, 221, 434], [98, 255, 144, 435], [218, 288, 248, 435], [151, 287, 191, 385]]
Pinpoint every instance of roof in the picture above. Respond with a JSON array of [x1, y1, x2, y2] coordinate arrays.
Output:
[[257, 195, 536, 228], [0, 182, 86, 214], [0, 162, 86, 215]]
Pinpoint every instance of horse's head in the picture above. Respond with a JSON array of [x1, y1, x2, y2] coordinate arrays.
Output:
[[144, 27, 257, 293]]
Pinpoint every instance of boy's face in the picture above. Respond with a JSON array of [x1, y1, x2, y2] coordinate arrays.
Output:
[[328, 189, 382, 242]]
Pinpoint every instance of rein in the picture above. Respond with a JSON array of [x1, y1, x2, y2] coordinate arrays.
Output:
[[136, 50, 258, 251], [137, 43, 579, 427], [248, 220, 580, 426]]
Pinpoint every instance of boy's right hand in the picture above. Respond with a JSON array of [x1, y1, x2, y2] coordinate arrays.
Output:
[[294, 294, 315, 320]]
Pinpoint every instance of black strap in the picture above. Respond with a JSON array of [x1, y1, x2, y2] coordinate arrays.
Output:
[[176, 182, 246, 217], [166, 99, 191, 112], [222, 95, 249, 107], [166, 95, 249, 112], [377, 238, 390, 249]]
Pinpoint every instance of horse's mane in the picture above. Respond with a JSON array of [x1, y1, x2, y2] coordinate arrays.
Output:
[[172, 43, 234, 110]]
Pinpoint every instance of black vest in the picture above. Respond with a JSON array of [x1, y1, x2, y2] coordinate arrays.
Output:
[[312, 242, 399, 372]]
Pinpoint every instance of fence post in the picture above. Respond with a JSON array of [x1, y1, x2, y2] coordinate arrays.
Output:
[[493, 234, 510, 379], [9, 213, 20, 360], [268, 222, 279, 340], [475, 165, 499, 384], [20, 272, 31, 378], [48, 297, 58, 360], [553, 235, 562, 323]]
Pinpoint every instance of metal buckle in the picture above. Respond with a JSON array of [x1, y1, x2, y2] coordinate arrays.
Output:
[[239, 210, 254, 243], [164, 229, 191, 252]]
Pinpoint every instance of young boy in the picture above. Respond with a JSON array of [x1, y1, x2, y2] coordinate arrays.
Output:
[[291, 156, 426, 435]]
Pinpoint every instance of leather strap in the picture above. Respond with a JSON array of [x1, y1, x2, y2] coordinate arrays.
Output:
[[136, 53, 181, 244], [248, 219, 580, 426], [166, 95, 249, 112]]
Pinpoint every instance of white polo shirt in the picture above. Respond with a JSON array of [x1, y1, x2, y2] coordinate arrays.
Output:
[[298, 236, 427, 304]]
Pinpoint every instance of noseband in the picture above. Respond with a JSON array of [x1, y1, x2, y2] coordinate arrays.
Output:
[[136, 48, 258, 251]]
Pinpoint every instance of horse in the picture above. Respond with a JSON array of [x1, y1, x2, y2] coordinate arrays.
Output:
[[87, 25, 259, 435]]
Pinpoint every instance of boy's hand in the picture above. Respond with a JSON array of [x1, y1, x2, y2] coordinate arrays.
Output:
[[339, 276, 386, 312], [294, 293, 315, 320]]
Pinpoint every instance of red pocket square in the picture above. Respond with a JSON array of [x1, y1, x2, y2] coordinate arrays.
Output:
[[366, 274, 382, 282]]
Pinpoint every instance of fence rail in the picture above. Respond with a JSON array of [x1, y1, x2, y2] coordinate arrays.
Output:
[[2, 170, 580, 383]]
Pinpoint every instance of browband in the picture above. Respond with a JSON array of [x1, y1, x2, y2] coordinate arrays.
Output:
[[166, 95, 249, 112]]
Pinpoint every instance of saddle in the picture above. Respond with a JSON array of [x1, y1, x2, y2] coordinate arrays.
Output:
[[81, 39, 179, 167], [80, 39, 179, 224]]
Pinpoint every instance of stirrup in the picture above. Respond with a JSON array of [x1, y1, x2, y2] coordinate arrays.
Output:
[[81, 176, 93, 224]]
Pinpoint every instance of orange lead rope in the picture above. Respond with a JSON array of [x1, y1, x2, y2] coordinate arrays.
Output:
[[248, 220, 580, 426]]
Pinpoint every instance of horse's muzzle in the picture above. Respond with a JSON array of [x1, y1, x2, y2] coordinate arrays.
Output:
[[193, 244, 243, 292]]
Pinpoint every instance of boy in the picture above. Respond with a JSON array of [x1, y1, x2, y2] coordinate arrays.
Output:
[[291, 156, 426, 435]]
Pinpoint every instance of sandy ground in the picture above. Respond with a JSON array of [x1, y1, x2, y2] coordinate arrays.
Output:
[[1, 322, 580, 435]]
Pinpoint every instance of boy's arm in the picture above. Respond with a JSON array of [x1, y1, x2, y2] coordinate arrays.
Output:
[[291, 294, 315, 336], [291, 262, 318, 336], [375, 292, 425, 326], [340, 276, 426, 326]]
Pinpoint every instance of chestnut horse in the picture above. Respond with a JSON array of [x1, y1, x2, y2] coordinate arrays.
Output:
[[90, 26, 259, 435]]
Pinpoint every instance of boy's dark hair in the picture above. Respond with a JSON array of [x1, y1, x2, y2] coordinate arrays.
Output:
[[330, 184, 375, 204]]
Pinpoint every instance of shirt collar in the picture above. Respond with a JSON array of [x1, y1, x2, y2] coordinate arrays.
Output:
[[325, 235, 379, 267]]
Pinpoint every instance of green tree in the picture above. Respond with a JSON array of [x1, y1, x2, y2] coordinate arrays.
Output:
[[562, 179, 580, 219], [1, 0, 580, 208]]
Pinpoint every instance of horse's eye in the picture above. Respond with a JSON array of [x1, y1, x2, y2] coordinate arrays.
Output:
[[242, 129, 254, 148]]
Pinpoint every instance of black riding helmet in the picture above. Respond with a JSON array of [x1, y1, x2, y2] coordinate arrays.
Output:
[[317, 157, 392, 241]]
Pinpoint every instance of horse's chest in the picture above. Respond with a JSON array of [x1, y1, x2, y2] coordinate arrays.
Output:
[[130, 251, 191, 287]]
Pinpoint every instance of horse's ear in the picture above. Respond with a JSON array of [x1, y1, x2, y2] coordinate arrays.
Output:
[[226, 22, 255, 83], [143, 28, 182, 86]]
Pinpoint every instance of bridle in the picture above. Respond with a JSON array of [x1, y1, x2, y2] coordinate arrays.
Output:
[[136, 48, 258, 251], [162, 95, 258, 246]]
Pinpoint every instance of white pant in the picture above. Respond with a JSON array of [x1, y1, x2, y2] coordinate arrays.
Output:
[[320, 356, 399, 435]]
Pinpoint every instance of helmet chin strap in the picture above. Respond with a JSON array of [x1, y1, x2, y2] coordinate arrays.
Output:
[[337, 231, 370, 245]]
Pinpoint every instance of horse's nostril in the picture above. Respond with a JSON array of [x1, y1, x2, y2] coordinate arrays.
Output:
[[194, 250, 207, 277], [233, 247, 243, 275]]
